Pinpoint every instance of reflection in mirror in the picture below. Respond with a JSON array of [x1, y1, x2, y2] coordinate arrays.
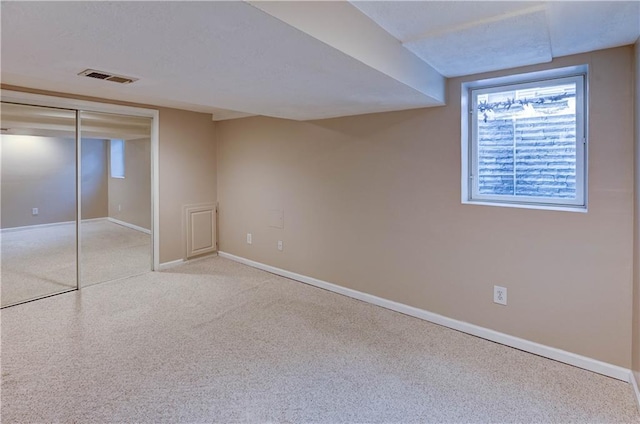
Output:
[[1, 103, 77, 307], [80, 111, 152, 287]]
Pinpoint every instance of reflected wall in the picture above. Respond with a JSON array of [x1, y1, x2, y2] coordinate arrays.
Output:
[[1, 104, 77, 306]]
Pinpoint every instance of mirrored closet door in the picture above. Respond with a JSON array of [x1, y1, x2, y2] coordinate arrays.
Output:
[[1, 103, 78, 306], [1, 103, 153, 308], [79, 111, 152, 287]]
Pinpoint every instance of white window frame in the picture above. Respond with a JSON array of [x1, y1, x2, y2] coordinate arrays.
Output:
[[110, 139, 125, 179], [461, 65, 588, 212]]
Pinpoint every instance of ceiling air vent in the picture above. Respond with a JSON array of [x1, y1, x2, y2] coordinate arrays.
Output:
[[78, 69, 138, 84]]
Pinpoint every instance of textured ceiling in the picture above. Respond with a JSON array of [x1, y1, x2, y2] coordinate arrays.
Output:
[[352, 1, 640, 77], [546, 2, 640, 57], [1, 2, 444, 119], [404, 7, 552, 77], [0, 1, 441, 121], [1, 1, 639, 120]]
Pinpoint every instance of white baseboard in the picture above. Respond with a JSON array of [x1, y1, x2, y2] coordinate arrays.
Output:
[[0, 216, 124, 233], [107, 217, 151, 235], [1, 217, 154, 235], [156, 252, 218, 271], [1, 220, 75, 233], [157, 259, 184, 270], [218, 251, 630, 382], [631, 371, 640, 412], [82, 217, 108, 223]]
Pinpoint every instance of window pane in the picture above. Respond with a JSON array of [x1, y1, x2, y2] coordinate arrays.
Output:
[[478, 117, 514, 195], [476, 82, 577, 200], [110, 139, 125, 178]]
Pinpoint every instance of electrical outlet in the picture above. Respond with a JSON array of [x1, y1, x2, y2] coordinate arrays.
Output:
[[277, 240, 283, 251], [246, 233, 252, 244], [118, 204, 122, 212], [32, 208, 39, 216], [494, 286, 507, 306]]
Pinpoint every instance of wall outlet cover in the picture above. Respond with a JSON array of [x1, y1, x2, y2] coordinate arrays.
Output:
[[494, 285, 507, 306], [247, 233, 252, 244]]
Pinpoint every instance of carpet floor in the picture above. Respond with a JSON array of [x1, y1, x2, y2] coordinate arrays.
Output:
[[1, 256, 638, 423], [1, 219, 150, 307]]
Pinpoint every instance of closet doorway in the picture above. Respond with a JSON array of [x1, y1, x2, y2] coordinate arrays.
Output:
[[1, 95, 159, 308]]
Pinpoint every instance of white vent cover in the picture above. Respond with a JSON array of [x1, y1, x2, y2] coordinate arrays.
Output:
[[78, 69, 138, 84]]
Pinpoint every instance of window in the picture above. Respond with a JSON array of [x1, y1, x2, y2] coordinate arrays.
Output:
[[461, 66, 587, 211], [110, 139, 125, 178]]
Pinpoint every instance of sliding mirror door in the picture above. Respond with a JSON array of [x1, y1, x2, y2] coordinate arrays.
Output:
[[1, 103, 77, 307], [79, 111, 152, 287], [1, 102, 154, 306]]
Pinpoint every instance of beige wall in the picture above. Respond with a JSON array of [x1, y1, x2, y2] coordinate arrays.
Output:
[[217, 47, 635, 368], [1, 136, 108, 228], [108, 137, 151, 230], [1, 136, 76, 228], [158, 108, 216, 263], [81, 138, 109, 220], [633, 39, 640, 382]]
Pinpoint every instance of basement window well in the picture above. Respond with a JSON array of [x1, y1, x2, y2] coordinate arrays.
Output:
[[110, 139, 125, 178], [461, 65, 588, 212]]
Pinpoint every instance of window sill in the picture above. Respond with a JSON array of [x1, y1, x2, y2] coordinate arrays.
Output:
[[462, 199, 587, 213]]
